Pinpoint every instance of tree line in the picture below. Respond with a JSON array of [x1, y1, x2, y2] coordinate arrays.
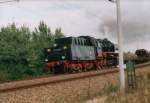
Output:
[[0, 21, 64, 81]]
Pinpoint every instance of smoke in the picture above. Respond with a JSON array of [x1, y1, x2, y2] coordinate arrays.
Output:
[[100, 18, 150, 43], [100, 0, 150, 44]]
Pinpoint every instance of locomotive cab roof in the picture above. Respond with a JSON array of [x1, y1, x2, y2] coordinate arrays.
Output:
[[55, 37, 88, 46], [54, 36, 115, 51]]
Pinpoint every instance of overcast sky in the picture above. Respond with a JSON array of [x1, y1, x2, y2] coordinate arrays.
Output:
[[0, 0, 150, 52]]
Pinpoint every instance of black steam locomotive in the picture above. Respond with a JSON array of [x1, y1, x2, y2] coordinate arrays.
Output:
[[45, 36, 118, 73]]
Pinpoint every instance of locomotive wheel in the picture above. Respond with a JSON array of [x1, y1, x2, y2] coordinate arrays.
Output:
[[71, 67, 82, 73], [53, 64, 65, 74], [82, 67, 87, 72], [72, 68, 79, 73], [95, 63, 102, 70], [68, 68, 73, 73], [64, 67, 70, 74], [50, 68, 54, 73], [93, 64, 98, 70]]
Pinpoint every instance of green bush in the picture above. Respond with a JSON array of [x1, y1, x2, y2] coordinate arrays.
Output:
[[0, 21, 64, 81]]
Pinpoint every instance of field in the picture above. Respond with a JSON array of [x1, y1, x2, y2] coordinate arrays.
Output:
[[85, 66, 150, 103]]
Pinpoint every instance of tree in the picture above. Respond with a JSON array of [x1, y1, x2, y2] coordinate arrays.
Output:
[[55, 28, 64, 39], [0, 24, 31, 80], [0, 22, 65, 81]]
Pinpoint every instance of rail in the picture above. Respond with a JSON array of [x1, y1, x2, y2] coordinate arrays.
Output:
[[0, 62, 150, 93]]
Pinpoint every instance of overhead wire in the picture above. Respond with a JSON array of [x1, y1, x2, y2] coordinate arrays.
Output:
[[0, 0, 19, 4]]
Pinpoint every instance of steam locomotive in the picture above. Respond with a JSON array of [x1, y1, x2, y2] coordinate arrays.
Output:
[[45, 36, 118, 73]]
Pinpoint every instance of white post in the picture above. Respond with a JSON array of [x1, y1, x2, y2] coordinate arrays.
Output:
[[116, 0, 125, 91]]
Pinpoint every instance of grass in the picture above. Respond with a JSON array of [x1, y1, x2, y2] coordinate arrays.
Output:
[[105, 72, 150, 103], [69, 71, 150, 103], [55, 83, 120, 103]]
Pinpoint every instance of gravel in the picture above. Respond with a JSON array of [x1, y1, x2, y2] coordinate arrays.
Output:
[[0, 66, 149, 103]]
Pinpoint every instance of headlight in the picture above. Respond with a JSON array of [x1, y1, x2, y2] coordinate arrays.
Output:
[[47, 49, 51, 52], [54, 44, 57, 47], [62, 56, 65, 59], [45, 59, 48, 62], [63, 46, 67, 50]]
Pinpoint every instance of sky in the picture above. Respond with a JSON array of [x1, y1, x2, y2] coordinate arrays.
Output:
[[0, 0, 150, 52]]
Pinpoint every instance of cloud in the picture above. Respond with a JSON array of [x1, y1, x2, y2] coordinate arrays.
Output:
[[0, 0, 150, 51], [0, 1, 103, 36], [99, 0, 150, 51]]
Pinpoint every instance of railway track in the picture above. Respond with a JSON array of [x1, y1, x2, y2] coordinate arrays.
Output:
[[0, 62, 150, 93]]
